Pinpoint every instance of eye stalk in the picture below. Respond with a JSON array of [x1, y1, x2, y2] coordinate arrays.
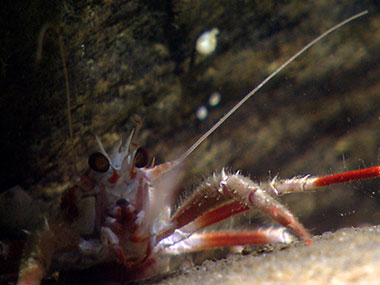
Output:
[[134, 147, 150, 168], [88, 152, 110, 173]]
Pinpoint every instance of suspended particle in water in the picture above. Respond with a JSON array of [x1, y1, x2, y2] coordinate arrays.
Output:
[[196, 105, 208, 120], [196, 28, 219, 56], [209, 91, 221, 107]]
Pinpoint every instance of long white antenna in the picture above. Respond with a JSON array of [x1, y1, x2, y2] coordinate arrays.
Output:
[[175, 10, 368, 165]]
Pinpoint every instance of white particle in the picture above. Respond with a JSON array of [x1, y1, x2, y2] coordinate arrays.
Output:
[[196, 105, 208, 120], [209, 91, 221, 106], [196, 28, 219, 56]]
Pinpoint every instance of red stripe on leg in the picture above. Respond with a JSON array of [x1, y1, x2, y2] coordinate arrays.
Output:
[[314, 166, 380, 187], [248, 188, 312, 245], [269, 205, 312, 245], [165, 229, 294, 254], [194, 201, 249, 229], [156, 201, 249, 243], [196, 232, 272, 249]]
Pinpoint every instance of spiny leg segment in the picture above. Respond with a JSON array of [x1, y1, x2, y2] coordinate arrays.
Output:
[[157, 166, 380, 254]]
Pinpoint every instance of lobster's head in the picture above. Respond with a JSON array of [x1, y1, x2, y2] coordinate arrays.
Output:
[[86, 132, 153, 207]]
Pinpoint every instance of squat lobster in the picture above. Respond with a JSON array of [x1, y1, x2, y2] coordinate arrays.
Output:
[[8, 10, 378, 284]]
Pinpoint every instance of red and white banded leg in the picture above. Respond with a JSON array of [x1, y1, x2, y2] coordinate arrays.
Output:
[[156, 170, 310, 249], [217, 170, 312, 244], [158, 166, 380, 251], [263, 166, 380, 196], [164, 228, 294, 254]]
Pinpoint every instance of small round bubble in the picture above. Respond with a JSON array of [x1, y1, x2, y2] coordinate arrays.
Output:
[[209, 91, 221, 107], [196, 28, 219, 56], [196, 105, 208, 120]]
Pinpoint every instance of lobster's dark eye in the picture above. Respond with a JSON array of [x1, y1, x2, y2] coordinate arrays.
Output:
[[134, 147, 149, 168], [88, 152, 110, 173]]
